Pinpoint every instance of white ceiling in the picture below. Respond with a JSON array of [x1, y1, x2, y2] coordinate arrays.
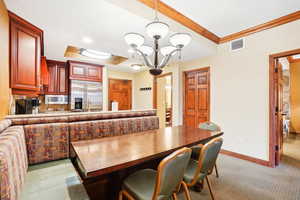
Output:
[[161, 0, 300, 37], [4, 0, 216, 73]]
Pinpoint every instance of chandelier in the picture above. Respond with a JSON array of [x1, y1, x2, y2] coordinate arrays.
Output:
[[124, 0, 191, 76]]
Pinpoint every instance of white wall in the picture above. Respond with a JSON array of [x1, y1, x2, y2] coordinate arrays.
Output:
[[133, 64, 182, 126], [180, 20, 300, 161], [133, 70, 153, 110]]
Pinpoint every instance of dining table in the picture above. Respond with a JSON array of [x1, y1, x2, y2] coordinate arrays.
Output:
[[71, 125, 223, 199]]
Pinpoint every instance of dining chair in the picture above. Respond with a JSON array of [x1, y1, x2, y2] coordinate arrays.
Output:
[[119, 147, 192, 200], [184, 137, 223, 200], [192, 122, 221, 178]]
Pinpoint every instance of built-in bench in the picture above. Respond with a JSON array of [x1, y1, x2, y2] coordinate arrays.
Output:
[[0, 110, 159, 200]]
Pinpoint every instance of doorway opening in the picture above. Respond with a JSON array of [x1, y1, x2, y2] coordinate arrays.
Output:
[[108, 79, 132, 111], [153, 73, 172, 128], [269, 48, 300, 167]]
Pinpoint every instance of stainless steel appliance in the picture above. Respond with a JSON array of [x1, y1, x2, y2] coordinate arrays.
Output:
[[45, 95, 68, 104], [70, 80, 103, 111]]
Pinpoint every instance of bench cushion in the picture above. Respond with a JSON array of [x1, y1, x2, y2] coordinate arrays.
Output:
[[0, 126, 28, 200], [69, 116, 159, 142], [24, 123, 69, 164], [0, 119, 12, 133]]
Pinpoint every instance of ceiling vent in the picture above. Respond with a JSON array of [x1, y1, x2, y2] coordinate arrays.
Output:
[[230, 38, 244, 51]]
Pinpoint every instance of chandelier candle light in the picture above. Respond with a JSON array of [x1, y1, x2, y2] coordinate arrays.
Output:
[[124, 0, 191, 75]]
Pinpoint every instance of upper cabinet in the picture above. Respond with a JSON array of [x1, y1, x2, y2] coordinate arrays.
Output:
[[45, 60, 68, 95], [68, 61, 103, 82], [9, 11, 44, 95]]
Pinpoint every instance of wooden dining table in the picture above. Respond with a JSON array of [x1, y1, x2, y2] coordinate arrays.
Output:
[[71, 125, 223, 199]]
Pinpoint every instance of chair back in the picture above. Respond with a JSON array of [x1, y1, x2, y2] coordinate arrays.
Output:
[[199, 122, 221, 132], [153, 147, 191, 200], [198, 137, 223, 175]]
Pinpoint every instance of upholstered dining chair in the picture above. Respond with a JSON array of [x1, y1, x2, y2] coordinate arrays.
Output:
[[119, 147, 192, 200], [184, 137, 223, 200], [192, 122, 221, 178]]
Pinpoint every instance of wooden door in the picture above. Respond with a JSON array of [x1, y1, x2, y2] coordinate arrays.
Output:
[[184, 68, 210, 128], [157, 77, 167, 128], [108, 79, 132, 110], [9, 13, 42, 93], [275, 60, 284, 165]]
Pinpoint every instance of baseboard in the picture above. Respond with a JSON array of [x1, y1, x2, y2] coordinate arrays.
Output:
[[220, 149, 272, 167]]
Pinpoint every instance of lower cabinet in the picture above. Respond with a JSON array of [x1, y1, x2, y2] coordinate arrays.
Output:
[[45, 60, 68, 95]]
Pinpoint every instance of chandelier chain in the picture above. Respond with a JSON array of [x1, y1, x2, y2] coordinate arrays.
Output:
[[154, 0, 159, 21]]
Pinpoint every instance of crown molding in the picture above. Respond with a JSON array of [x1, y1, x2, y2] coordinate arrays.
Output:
[[219, 11, 300, 43]]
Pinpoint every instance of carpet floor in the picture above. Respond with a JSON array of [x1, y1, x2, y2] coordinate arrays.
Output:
[[179, 134, 300, 200]]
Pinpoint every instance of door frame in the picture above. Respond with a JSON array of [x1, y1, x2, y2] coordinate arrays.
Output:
[[153, 72, 173, 109], [108, 78, 132, 111], [182, 67, 210, 126], [269, 48, 300, 167]]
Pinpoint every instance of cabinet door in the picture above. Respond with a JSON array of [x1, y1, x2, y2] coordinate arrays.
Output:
[[10, 20, 41, 92], [69, 61, 103, 82], [46, 64, 57, 94], [86, 65, 102, 82], [70, 64, 86, 79], [57, 65, 68, 94]]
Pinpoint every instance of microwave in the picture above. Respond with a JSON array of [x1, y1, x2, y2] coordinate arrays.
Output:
[[45, 95, 68, 104]]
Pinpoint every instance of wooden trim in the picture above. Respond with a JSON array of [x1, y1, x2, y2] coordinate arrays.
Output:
[[8, 10, 44, 56], [136, 0, 220, 44], [153, 72, 172, 109], [67, 60, 103, 68], [287, 56, 300, 63], [220, 149, 271, 167], [269, 48, 300, 167], [220, 11, 300, 43]]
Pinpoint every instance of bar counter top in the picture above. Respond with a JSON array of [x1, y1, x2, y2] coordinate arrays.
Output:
[[6, 109, 156, 119]]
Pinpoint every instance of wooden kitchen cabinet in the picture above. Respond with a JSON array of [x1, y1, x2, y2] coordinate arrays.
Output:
[[9, 11, 44, 94], [68, 60, 103, 82], [45, 60, 68, 95]]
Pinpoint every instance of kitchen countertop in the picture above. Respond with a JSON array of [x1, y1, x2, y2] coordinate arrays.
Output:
[[6, 109, 156, 119]]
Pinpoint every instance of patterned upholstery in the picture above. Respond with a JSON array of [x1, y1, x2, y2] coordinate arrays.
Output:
[[0, 120, 12, 133], [69, 116, 159, 142], [24, 123, 69, 164], [11, 117, 69, 126], [0, 126, 28, 200], [68, 110, 157, 122], [69, 116, 159, 158]]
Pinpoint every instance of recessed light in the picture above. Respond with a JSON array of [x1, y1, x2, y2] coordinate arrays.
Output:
[[131, 64, 141, 70], [81, 48, 112, 60], [82, 37, 93, 44], [128, 48, 135, 53]]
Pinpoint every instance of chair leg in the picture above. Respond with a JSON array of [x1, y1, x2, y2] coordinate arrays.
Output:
[[214, 164, 219, 178], [181, 181, 192, 200], [118, 191, 123, 200], [205, 176, 215, 200], [172, 193, 178, 200], [121, 190, 135, 200]]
